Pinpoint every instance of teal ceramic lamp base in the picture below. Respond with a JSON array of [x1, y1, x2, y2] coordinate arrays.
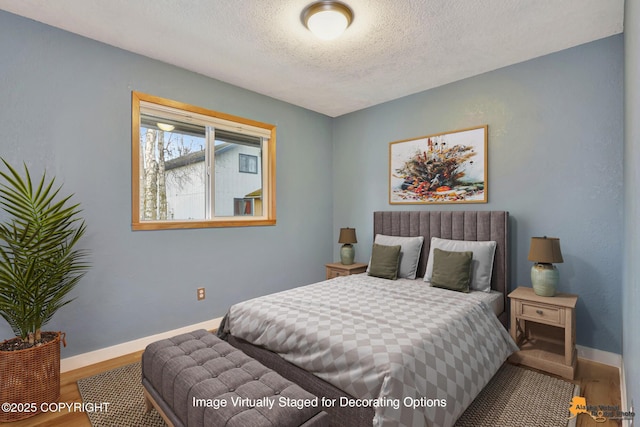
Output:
[[340, 244, 355, 265], [531, 263, 558, 296]]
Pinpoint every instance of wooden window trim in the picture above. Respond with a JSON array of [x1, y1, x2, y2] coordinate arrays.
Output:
[[131, 91, 276, 230]]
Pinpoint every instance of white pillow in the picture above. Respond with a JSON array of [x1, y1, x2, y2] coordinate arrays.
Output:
[[424, 237, 497, 292], [368, 235, 424, 279]]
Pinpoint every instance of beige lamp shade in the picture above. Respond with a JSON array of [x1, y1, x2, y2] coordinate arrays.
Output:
[[528, 237, 563, 264], [338, 227, 357, 244]]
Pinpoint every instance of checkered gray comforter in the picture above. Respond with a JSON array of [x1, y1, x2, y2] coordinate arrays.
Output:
[[224, 274, 518, 427]]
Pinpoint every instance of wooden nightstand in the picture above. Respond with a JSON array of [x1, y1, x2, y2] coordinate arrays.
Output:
[[325, 262, 367, 279], [508, 287, 578, 379]]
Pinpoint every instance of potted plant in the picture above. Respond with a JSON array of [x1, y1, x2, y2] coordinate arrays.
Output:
[[0, 159, 89, 422]]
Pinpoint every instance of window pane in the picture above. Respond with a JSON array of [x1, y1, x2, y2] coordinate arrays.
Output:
[[239, 154, 258, 174], [140, 114, 207, 220], [214, 134, 262, 217], [234, 198, 254, 216]]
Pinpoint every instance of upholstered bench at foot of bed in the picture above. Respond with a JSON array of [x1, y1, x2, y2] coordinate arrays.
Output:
[[142, 329, 328, 427]]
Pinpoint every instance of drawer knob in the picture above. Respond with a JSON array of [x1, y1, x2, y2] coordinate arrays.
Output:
[[536, 309, 543, 315]]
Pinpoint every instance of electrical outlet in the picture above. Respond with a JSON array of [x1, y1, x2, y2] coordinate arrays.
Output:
[[197, 287, 205, 301]]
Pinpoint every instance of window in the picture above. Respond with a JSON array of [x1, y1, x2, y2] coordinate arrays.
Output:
[[131, 92, 276, 230], [239, 154, 258, 174], [234, 198, 254, 216]]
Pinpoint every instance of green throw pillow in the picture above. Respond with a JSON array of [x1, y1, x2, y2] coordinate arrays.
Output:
[[368, 243, 401, 280], [430, 248, 473, 292]]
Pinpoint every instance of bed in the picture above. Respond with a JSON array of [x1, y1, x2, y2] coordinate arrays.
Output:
[[219, 211, 517, 427]]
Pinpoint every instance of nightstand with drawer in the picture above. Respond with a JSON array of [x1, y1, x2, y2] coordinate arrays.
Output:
[[325, 262, 367, 280], [508, 286, 578, 379]]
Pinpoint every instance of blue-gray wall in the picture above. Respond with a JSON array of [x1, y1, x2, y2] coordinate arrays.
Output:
[[0, 11, 334, 357], [0, 11, 627, 358], [623, 0, 639, 412], [332, 35, 624, 354]]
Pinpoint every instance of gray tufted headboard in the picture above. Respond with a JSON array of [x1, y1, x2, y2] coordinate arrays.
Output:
[[373, 211, 509, 327]]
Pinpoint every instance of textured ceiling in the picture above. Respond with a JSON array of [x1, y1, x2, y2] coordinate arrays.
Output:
[[0, 0, 624, 117]]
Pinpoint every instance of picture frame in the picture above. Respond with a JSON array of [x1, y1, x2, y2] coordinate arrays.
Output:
[[389, 125, 488, 204]]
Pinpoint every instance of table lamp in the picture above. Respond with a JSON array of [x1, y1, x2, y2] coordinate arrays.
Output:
[[528, 236, 563, 296], [338, 227, 357, 265]]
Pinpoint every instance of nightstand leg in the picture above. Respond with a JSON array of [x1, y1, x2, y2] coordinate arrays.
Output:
[[565, 307, 574, 367], [510, 303, 517, 343]]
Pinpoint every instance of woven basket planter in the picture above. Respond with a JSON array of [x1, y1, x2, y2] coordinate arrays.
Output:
[[0, 332, 65, 422]]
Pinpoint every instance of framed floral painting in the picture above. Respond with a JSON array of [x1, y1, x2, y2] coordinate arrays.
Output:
[[389, 125, 487, 204]]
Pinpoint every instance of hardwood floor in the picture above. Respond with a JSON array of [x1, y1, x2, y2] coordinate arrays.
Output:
[[6, 355, 621, 426], [573, 359, 623, 427]]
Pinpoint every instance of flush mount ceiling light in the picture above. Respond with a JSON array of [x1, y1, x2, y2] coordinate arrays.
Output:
[[302, 1, 353, 40]]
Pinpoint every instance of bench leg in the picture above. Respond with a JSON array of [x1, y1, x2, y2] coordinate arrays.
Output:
[[143, 386, 176, 427], [144, 392, 153, 413]]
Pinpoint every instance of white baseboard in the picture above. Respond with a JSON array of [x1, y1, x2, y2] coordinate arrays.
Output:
[[621, 360, 628, 424], [60, 317, 223, 373], [576, 344, 622, 369], [577, 345, 628, 424]]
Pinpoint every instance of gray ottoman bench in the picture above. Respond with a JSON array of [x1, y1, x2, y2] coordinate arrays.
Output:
[[142, 329, 328, 427]]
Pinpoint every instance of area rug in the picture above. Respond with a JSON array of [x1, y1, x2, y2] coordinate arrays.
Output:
[[455, 363, 579, 427], [77, 362, 166, 427], [78, 362, 578, 427]]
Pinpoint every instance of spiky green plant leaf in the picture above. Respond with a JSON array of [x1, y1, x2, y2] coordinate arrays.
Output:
[[0, 159, 90, 342]]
